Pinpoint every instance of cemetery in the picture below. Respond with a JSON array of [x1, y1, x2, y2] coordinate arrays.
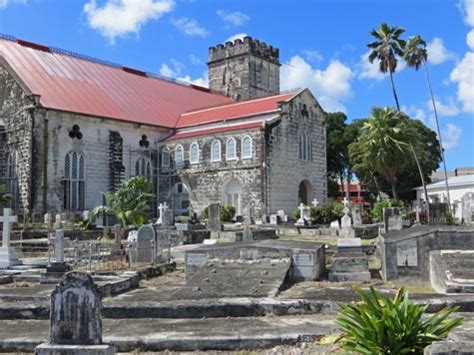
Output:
[[0, 193, 473, 354]]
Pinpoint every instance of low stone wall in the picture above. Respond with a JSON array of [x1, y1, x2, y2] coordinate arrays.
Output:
[[381, 226, 474, 281], [274, 224, 379, 239]]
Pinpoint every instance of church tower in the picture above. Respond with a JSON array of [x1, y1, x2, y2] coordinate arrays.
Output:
[[208, 36, 280, 101]]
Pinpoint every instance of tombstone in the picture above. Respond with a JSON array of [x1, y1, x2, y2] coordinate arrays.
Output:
[[156, 202, 168, 225], [35, 272, 115, 354], [242, 226, 254, 241], [207, 203, 223, 232], [135, 224, 157, 263], [341, 198, 352, 229], [44, 212, 53, 227], [330, 220, 340, 229], [352, 207, 362, 226], [269, 214, 280, 225], [0, 208, 21, 268], [415, 204, 421, 224], [277, 210, 288, 223], [295, 203, 311, 226], [329, 237, 370, 282], [383, 207, 403, 233], [243, 203, 254, 226], [110, 224, 126, 260], [127, 230, 138, 243], [41, 230, 72, 284]]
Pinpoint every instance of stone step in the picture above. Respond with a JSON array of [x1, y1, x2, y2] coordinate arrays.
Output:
[[0, 315, 338, 352]]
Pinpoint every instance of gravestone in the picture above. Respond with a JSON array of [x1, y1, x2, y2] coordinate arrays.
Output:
[[277, 209, 288, 223], [341, 198, 352, 228], [135, 224, 157, 263], [383, 207, 403, 233], [269, 214, 280, 225], [329, 237, 370, 282], [243, 203, 254, 225], [156, 202, 170, 225], [429, 203, 448, 224], [41, 230, 72, 284], [352, 207, 362, 226], [396, 238, 418, 267], [415, 204, 421, 224], [243, 226, 254, 241], [162, 210, 174, 227], [330, 220, 340, 229], [208, 203, 223, 232], [35, 272, 115, 354], [44, 212, 53, 227], [110, 224, 125, 261], [295, 203, 310, 226], [0, 208, 21, 268]]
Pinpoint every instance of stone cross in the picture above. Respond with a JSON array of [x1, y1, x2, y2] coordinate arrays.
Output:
[[54, 230, 65, 262], [0, 208, 17, 249], [157, 202, 168, 224], [311, 198, 319, 207], [295, 203, 306, 226], [415, 205, 421, 223]]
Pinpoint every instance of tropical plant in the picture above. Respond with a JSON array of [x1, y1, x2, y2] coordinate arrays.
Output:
[[368, 23, 406, 110], [337, 287, 463, 354], [404, 35, 451, 213], [349, 107, 415, 199], [91, 176, 153, 229], [0, 184, 12, 208], [371, 199, 405, 222], [202, 204, 236, 222]]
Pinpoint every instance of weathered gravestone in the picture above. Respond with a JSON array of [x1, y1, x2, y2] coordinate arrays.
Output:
[[35, 272, 115, 354], [341, 198, 352, 229], [110, 224, 126, 261], [269, 214, 280, 225], [330, 220, 340, 229], [383, 207, 403, 233], [352, 207, 362, 226], [208, 203, 223, 233], [277, 209, 288, 223], [0, 208, 21, 268], [156, 202, 174, 226], [295, 203, 310, 226], [41, 230, 72, 284], [135, 224, 157, 263], [429, 203, 448, 224]]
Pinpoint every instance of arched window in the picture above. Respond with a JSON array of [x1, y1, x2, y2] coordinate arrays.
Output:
[[161, 147, 170, 167], [226, 137, 237, 160], [175, 145, 184, 165], [211, 139, 221, 162], [189, 142, 199, 164], [241, 136, 253, 159], [64, 151, 85, 210], [171, 182, 189, 216], [225, 180, 242, 215], [135, 157, 152, 181], [5, 151, 19, 210]]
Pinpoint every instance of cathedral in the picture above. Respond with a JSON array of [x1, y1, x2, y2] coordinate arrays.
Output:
[[0, 34, 327, 221]]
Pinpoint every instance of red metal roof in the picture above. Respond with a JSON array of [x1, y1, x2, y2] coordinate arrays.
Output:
[[176, 91, 298, 128], [0, 37, 233, 128], [165, 122, 263, 141]]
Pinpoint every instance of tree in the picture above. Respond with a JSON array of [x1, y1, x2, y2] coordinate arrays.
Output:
[[92, 176, 153, 229], [404, 35, 451, 212], [368, 23, 406, 110], [349, 107, 414, 200]]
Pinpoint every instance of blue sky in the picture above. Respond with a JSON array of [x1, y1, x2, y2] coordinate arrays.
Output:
[[1, 0, 473, 171]]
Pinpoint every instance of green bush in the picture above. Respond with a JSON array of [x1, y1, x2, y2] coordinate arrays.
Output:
[[337, 287, 463, 354], [202, 205, 236, 222], [294, 203, 345, 224], [371, 199, 405, 222]]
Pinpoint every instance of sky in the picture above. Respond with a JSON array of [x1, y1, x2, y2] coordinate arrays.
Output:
[[0, 0, 473, 171]]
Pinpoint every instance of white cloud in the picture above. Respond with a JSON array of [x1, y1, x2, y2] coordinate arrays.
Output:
[[401, 105, 427, 122], [427, 97, 460, 117], [83, 0, 174, 43], [281, 55, 353, 112], [467, 29, 474, 50], [357, 50, 406, 81], [171, 17, 208, 37], [450, 52, 474, 113], [225, 33, 248, 43], [458, 0, 474, 26], [302, 49, 323, 65], [189, 54, 203, 65], [427, 37, 455, 64], [0, 0, 25, 9], [216, 10, 250, 27], [159, 58, 184, 77], [442, 123, 462, 149], [177, 72, 208, 87]]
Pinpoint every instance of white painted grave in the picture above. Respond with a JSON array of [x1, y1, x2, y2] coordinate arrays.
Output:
[[0, 208, 21, 268]]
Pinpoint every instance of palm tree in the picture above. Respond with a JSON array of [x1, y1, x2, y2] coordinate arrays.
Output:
[[368, 23, 406, 110], [350, 107, 413, 200], [404, 35, 452, 214]]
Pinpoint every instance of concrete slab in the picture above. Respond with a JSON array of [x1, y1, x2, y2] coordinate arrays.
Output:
[[430, 250, 474, 293]]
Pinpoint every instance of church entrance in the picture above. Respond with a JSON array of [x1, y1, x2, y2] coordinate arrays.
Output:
[[298, 180, 313, 205], [225, 180, 242, 215]]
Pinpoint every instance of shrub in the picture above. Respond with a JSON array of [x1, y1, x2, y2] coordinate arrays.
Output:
[[360, 209, 372, 224], [202, 205, 236, 222], [294, 203, 345, 224], [293, 208, 300, 220], [336, 287, 463, 354], [371, 199, 405, 222]]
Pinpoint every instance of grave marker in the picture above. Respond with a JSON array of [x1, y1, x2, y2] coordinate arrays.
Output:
[[352, 207, 362, 226], [208, 203, 223, 232], [0, 208, 21, 268], [383, 207, 403, 233], [136, 224, 156, 263], [396, 239, 418, 267]]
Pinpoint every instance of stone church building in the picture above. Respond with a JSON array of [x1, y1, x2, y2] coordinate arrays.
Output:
[[0, 34, 327, 220]]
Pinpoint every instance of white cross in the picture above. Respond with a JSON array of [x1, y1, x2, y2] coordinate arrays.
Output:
[[0, 208, 17, 249], [54, 230, 65, 262], [312, 198, 319, 207]]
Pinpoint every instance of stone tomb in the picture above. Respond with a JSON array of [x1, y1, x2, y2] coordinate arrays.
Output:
[[430, 250, 474, 293], [185, 239, 325, 282], [328, 238, 371, 282], [134, 224, 157, 263], [383, 207, 403, 233], [0, 208, 21, 268], [35, 272, 115, 354]]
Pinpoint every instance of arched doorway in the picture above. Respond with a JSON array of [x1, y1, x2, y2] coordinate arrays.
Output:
[[298, 180, 313, 205], [224, 180, 242, 215]]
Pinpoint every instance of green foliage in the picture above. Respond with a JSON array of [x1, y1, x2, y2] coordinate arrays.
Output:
[[202, 204, 236, 222], [91, 176, 153, 229], [337, 287, 463, 354], [76, 219, 96, 230], [371, 199, 405, 222], [0, 184, 12, 208], [294, 203, 344, 224]]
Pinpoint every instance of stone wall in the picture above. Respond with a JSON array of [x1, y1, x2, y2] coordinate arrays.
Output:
[[381, 226, 474, 281], [208, 37, 280, 101], [0, 64, 35, 215], [266, 89, 327, 214], [159, 127, 264, 216]]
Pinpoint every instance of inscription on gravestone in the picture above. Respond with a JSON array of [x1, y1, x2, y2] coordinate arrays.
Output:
[[396, 239, 418, 267], [186, 253, 207, 267]]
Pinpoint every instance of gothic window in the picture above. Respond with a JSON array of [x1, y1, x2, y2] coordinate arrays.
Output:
[[225, 180, 242, 216], [161, 147, 170, 167], [135, 157, 152, 181], [211, 139, 221, 162], [241, 136, 253, 159], [175, 145, 184, 165], [171, 182, 189, 216], [226, 137, 237, 160], [5, 151, 19, 210], [298, 132, 312, 161], [189, 142, 199, 164], [64, 151, 85, 210]]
